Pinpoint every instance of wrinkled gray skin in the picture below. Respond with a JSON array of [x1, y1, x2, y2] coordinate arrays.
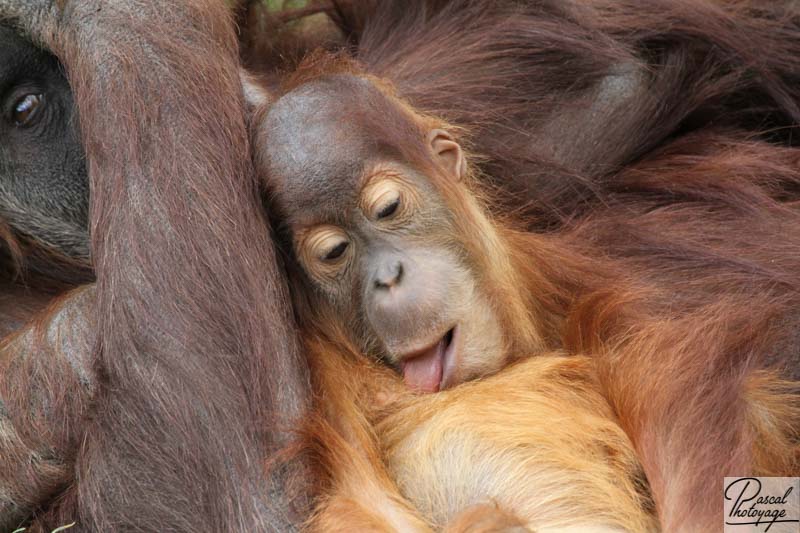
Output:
[[0, 24, 89, 258]]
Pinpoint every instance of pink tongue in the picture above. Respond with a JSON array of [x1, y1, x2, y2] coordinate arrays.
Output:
[[401, 340, 444, 393]]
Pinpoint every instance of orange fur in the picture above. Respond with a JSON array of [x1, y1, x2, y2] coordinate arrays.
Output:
[[304, 332, 657, 532]]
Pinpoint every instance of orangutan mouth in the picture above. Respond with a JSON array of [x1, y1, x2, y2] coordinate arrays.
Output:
[[399, 326, 458, 393]]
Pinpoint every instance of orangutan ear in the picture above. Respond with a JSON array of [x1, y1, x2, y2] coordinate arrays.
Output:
[[429, 129, 466, 181]]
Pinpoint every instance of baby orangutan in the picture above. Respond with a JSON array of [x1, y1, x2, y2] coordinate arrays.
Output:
[[253, 56, 657, 532]]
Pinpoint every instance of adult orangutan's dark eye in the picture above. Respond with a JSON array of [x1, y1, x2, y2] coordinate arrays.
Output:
[[12, 93, 44, 126]]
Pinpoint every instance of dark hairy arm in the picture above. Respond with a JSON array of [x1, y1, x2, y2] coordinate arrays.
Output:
[[0, 1, 312, 530]]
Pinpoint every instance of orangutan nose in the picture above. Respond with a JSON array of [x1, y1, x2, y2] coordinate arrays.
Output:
[[373, 258, 404, 289]]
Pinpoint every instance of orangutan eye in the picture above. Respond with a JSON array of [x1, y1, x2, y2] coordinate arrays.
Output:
[[300, 226, 352, 277], [324, 240, 349, 261], [376, 197, 400, 220], [11, 93, 44, 126], [362, 175, 412, 224]]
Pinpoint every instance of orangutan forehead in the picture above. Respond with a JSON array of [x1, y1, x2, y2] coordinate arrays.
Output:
[[264, 85, 368, 174], [261, 76, 405, 225]]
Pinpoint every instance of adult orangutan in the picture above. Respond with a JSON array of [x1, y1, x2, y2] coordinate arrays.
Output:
[[0, 22, 94, 530], [0, 1, 311, 531], [252, 53, 800, 531]]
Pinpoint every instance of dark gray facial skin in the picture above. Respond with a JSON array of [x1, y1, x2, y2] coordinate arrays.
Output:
[[0, 25, 89, 258], [259, 75, 506, 393]]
